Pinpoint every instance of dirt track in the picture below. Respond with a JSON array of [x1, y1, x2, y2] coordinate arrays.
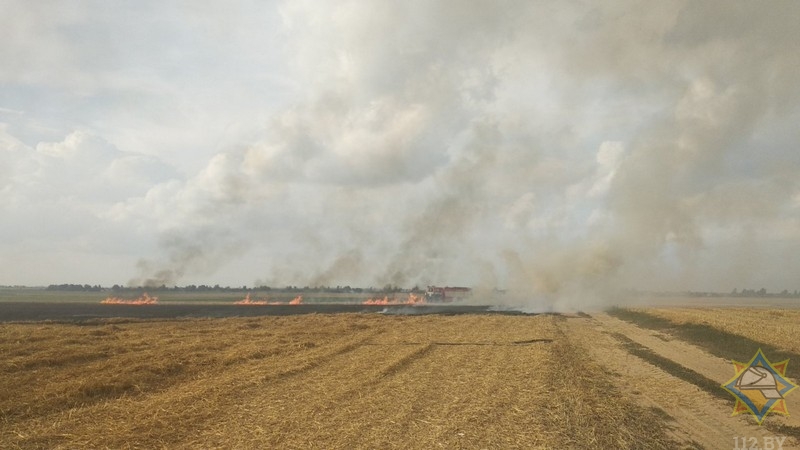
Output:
[[2, 309, 799, 449], [566, 313, 800, 449]]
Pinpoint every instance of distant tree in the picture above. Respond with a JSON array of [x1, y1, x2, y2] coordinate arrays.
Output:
[[382, 283, 402, 293]]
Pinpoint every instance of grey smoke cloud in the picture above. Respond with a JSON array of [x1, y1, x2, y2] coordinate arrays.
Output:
[[132, 1, 800, 307], [2, 1, 798, 306]]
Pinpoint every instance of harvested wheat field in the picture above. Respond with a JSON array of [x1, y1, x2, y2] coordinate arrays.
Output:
[[631, 307, 800, 354], [2, 310, 800, 449]]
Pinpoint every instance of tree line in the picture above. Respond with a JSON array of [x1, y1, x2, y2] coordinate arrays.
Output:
[[730, 288, 800, 298]]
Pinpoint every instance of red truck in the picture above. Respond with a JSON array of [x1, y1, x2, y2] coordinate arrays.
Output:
[[425, 286, 471, 303]]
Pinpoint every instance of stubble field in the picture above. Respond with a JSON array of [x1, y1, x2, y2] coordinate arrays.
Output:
[[2, 304, 799, 449]]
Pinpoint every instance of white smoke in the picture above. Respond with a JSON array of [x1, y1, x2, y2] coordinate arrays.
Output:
[[7, 1, 797, 308]]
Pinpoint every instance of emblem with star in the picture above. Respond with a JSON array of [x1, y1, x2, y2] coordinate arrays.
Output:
[[722, 349, 797, 425]]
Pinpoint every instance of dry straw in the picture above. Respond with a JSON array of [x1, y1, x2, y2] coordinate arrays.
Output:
[[2, 314, 677, 449]]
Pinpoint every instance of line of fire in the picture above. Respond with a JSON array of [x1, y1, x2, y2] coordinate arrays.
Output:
[[99, 286, 473, 306]]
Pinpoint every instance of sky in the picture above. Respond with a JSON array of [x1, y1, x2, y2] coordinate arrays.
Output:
[[2, 1, 800, 305]]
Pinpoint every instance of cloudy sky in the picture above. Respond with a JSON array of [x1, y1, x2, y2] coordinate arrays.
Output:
[[2, 1, 799, 301]]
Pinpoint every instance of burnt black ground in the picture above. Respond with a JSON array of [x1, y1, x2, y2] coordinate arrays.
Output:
[[0, 302, 526, 322]]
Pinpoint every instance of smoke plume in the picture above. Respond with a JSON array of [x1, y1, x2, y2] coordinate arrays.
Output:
[[133, 1, 800, 310]]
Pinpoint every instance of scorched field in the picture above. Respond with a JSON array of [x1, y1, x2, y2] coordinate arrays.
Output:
[[2, 308, 800, 449]]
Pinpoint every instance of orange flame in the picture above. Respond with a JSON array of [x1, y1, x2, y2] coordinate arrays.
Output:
[[101, 293, 158, 305], [234, 293, 271, 305], [289, 295, 303, 305], [363, 296, 391, 305], [362, 293, 425, 306], [407, 293, 424, 304]]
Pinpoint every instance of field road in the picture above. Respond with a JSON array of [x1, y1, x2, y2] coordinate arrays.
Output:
[[1, 310, 799, 449], [566, 313, 800, 450]]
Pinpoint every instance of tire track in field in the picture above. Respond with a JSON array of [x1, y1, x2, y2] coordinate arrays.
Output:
[[565, 314, 799, 450], [6, 314, 691, 449], [374, 343, 436, 378], [20, 320, 428, 449], [328, 343, 554, 449], [596, 313, 800, 434], [309, 316, 560, 449], [197, 315, 559, 449], [6, 323, 381, 449], [192, 335, 446, 448]]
